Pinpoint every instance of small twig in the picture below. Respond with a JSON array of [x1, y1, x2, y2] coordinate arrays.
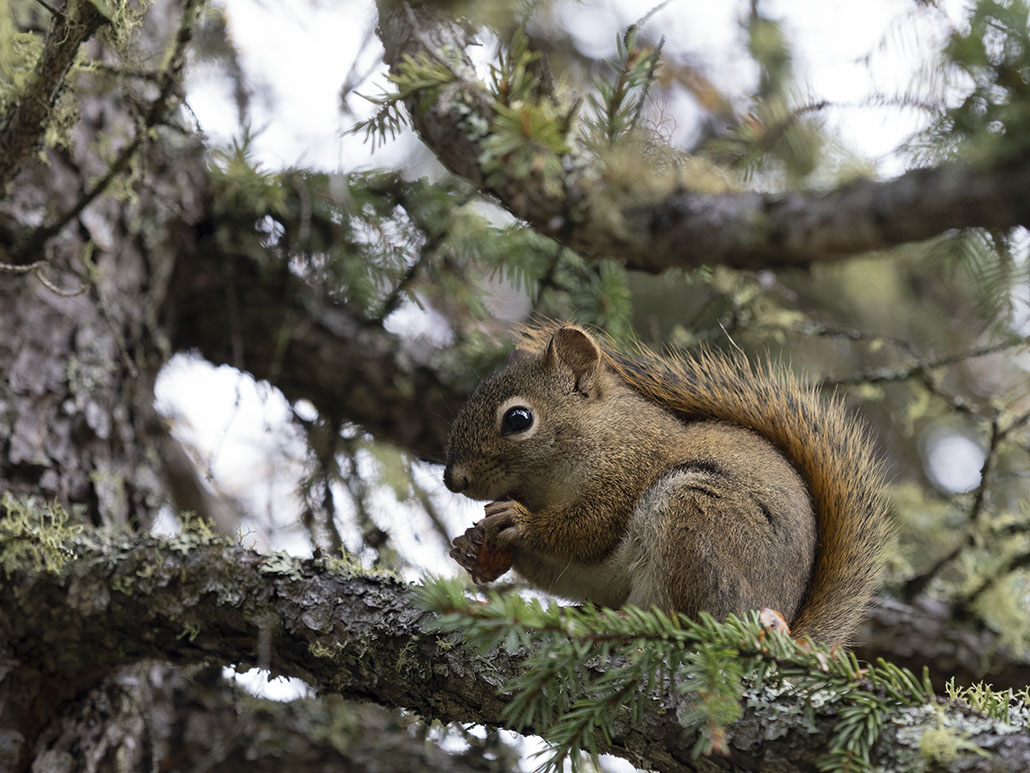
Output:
[[902, 414, 1003, 600], [0, 259, 48, 274], [999, 408, 1030, 441], [31, 264, 89, 298], [960, 549, 1030, 609], [369, 177, 479, 324], [532, 242, 566, 314], [0, 259, 90, 297], [294, 410, 345, 555], [533, 153, 580, 314], [630, 35, 664, 133], [339, 437, 400, 568], [409, 467, 456, 556], [753, 101, 831, 155], [818, 334, 1026, 419], [790, 320, 919, 358], [374, 248, 432, 324], [915, 368, 980, 418], [32, 0, 63, 17], [320, 425, 345, 556], [823, 337, 1028, 387], [89, 62, 165, 83]]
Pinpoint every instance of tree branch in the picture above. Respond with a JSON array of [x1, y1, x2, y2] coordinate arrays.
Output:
[[161, 174, 1030, 699], [3, 530, 1030, 772], [0, 0, 108, 196], [28, 663, 511, 773], [164, 234, 466, 463], [374, 1, 1030, 272], [163, 205, 1030, 695], [854, 595, 1030, 692]]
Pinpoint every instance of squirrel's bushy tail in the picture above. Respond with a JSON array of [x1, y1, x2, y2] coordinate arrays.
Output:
[[520, 323, 890, 645]]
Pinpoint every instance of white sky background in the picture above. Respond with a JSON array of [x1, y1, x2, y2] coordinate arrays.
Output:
[[185, 0, 969, 173], [163, 0, 997, 725]]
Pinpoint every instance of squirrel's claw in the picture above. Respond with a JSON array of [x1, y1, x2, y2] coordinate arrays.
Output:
[[483, 500, 526, 551]]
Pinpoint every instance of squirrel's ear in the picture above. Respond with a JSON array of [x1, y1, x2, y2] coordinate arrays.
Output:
[[545, 326, 602, 396]]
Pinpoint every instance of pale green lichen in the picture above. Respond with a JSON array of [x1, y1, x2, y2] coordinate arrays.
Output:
[[434, 635, 459, 653], [916, 701, 992, 766], [319, 553, 363, 579], [165, 510, 231, 555], [394, 639, 421, 677], [308, 640, 336, 659], [93, 0, 154, 52], [258, 551, 306, 580], [318, 550, 406, 585], [945, 678, 1030, 731], [0, 493, 82, 576], [741, 683, 820, 742], [177, 620, 201, 641], [919, 725, 989, 764], [0, 21, 43, 113], [111, 572, 136, 595]]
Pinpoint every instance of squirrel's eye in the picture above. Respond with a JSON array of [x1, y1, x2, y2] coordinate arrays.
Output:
[[501, 406, 533, 436]]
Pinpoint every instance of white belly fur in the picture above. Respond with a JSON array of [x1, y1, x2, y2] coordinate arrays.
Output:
[[510, 487, 671, 610]]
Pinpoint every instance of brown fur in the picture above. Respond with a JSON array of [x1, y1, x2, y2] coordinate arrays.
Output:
[[444, 323, 889, 645]]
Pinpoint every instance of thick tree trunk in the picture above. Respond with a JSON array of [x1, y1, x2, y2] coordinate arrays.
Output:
[[0, 3, 207, 529], [0, 1, 206, 767]]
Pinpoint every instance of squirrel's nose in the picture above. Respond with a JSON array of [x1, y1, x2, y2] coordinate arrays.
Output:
[[444, 464, 467, 493]]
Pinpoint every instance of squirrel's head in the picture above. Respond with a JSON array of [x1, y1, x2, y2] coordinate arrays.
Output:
[[443, 325, 610, 508]]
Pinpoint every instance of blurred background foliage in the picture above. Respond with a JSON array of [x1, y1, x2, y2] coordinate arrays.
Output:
[[143, 0, 1030, 661]]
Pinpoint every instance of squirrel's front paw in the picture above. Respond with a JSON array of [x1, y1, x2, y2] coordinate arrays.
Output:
[[483, 499, 527, 551]]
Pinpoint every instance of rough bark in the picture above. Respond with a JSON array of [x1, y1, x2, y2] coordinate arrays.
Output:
[[0, 2, 232, 769], [23, 662, 508, 773], [0, 6, 207, 529], [3, 532, 1030, 773], [374, 1, 1030, 273]]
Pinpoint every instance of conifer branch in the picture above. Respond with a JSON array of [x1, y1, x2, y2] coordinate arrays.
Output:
[[822, 337, 1029, 388], [374, 1, 1030, 273], [166, 236, 464, 463]]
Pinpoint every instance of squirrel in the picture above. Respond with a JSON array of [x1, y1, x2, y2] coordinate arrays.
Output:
[[443, 323, 889, 645]]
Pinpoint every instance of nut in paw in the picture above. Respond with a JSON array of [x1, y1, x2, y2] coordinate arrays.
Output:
[[450, 520, 514, 583]]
